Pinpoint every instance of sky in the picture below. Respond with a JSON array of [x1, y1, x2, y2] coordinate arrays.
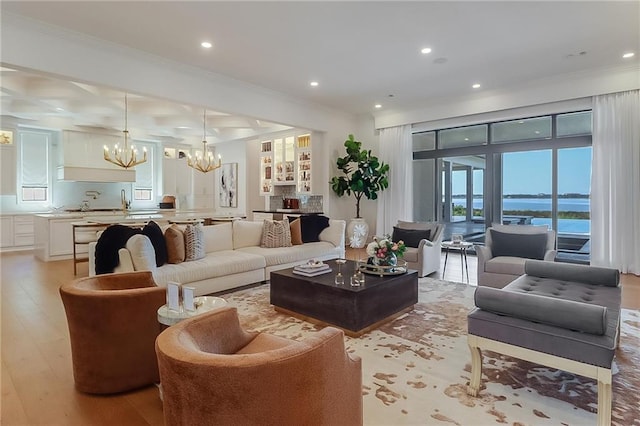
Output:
[[451, 147, 592, 195]]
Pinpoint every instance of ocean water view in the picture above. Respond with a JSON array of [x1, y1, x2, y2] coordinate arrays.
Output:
[[452, 197, 591, 234]]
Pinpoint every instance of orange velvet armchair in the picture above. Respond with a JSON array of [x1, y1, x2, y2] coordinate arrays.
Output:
[[155, 307, 363, 426], [59, 271, 166, 394]]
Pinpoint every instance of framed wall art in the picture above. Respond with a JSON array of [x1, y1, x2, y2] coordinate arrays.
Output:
[[218, 163, 238, 208]]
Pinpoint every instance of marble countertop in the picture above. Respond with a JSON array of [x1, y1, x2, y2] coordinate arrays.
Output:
[[33, 209, 245, 222], [253, 210, 323, 214]]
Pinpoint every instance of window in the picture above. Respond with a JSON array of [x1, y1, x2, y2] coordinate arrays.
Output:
[[19, 130, 51, 202], [491, 116, 552, 143], [438, 125, 487, 149], [556, 111, 592, 137], [412, 131, 435, 151]]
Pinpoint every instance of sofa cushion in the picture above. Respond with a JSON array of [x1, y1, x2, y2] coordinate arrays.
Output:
[[151, 250, 266, 286], [474, 286, 607, 335], [165, 225, 185, 264], [261, 218, 292, 248], [184, 224, 206, 261], [484, 256, 527, 276], [392, 227, 431, 248], [524, 259, 620, 287], [402, 247, 419, 263], [237, 241, 336, 267], [203, 223, 233, 253], [489, 229, 547, 260], [142, 221, 168, 266], [289, 218, 303, 245], [126, 234, 157, 272], [233, 220, 264, 249], [299, 215, 330, 243]]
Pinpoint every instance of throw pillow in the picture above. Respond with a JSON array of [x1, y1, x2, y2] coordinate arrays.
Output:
[[299, 215, 330, 243], [184, 224, 206, 261], [289, 218, 303, 245], [125, 234, 157, 271], [142, 221, 168, 266], [489, 229, 548, 260], [261, 218, 292, 248], [165, 225, 185, 264], [391, 227, 431, 248]]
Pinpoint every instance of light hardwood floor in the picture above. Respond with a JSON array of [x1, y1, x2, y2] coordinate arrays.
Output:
[[1, 250, 638, 425]]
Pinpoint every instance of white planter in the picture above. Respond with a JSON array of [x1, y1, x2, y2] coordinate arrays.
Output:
[[346, 218, 369, 249]]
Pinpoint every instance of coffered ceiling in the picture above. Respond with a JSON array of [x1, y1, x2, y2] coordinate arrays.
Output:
[[1, 1, 638, 144]]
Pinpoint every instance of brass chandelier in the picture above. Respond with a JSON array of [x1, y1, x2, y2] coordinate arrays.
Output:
[[103, 94, 147, 169], [187, 109, 221, 173]]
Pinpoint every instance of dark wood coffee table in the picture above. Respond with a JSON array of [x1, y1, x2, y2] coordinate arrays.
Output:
[[270, 259, 418, 336]]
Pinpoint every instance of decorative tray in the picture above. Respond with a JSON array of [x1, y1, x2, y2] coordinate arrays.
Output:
[[359, 261, 408, 276]]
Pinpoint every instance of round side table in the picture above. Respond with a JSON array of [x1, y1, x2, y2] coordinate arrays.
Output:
[[441, 241, 474, 282], [157, 296, 228, 326]]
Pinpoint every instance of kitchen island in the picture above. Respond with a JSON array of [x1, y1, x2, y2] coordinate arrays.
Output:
[[33, 210, 245, 262], [252, 210, 323, 221]]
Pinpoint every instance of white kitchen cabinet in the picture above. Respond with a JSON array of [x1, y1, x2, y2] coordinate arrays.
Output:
[[259, 141, 273, 195], [0, 215, 35, 251], [296, 134, 312, 194], [252, 212, 273, 221], [274, 136, 295, 184], [13, 216, 34, 247], [0, 216, 13, 248], [50, 218, 76, 257], [259, 133, 312, 194], [163, 147, 192, 196], [193, 165, 215, 196]]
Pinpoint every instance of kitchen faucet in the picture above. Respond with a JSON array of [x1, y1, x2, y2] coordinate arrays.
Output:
[[121, 189, 130, 213]]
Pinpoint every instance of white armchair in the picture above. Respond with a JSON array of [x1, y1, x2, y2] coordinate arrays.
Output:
[[476, 224, 557, 288], [393, 221, 445, 277]]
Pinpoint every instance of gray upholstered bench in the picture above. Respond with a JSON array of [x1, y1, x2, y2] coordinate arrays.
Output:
[[467, 260, 621, 426]]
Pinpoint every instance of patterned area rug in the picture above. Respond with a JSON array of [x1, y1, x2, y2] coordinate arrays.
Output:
[[223, 279, 640, 425]]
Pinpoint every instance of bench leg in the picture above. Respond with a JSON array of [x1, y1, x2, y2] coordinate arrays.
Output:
[[597, 368, 612, 426], [467, 336, 483, 396]]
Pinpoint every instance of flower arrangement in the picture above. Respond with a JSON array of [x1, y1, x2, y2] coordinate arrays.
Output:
[[366, 235, 406, 266]]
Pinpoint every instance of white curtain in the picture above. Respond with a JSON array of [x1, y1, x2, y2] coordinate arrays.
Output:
[[591, 89, 640, 274], [376, 125, 413, 237]]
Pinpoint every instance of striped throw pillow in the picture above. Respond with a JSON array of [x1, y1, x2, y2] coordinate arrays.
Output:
[[261, 218, 292, 248], [184, 224, 205, 261]]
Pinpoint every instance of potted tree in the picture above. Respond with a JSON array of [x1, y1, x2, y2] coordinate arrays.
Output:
[[330, 134, 390, 248]]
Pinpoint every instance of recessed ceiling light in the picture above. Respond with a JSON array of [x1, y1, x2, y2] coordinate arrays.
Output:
[[464, 137, 469, 141], [177, 126, 191, 129], [309, 81, 319, 87], [421, 47, 432, 55], [55, 107, 64, 111], [472, 83, 481, 89], [374, 104, 382, 109], [623, 52, 635, 58], [201, 41, 212, 49]]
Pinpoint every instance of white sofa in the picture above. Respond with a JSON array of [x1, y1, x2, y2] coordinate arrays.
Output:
[[88, 219, 345, 296]]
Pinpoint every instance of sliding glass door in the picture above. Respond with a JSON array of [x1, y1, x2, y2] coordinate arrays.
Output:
[[501, 150, 552, 226], [412, 110, 592, 261]]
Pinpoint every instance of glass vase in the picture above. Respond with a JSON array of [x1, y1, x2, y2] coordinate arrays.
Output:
[[372, 252, 397, 267]]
